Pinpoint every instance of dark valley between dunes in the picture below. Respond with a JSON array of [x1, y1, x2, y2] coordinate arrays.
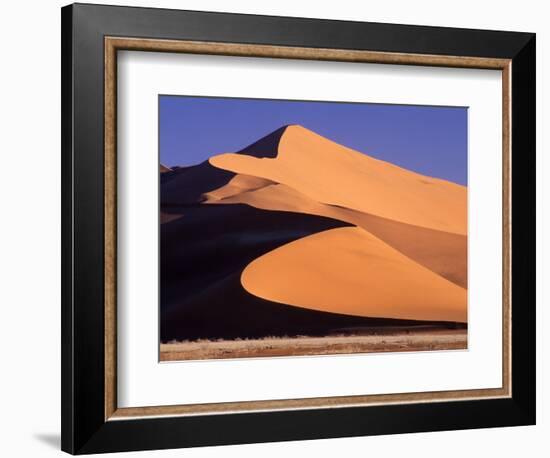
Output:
[[160, 125, 468, 360]]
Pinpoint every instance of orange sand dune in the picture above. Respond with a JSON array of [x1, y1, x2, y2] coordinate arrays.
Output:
[[161, 124, 469, 342], [205, 182, 466, 288], [241, 227, 467, 323], [210, 125, 466, 234]]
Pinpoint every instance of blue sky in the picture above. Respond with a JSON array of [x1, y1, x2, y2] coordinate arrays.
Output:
[[159, 95, 468, 185]]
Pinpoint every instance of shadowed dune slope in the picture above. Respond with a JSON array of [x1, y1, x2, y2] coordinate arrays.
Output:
[[205, 182, 467, 288], [242, 227, 467, 323], [210, 125, 467, 234], [235, 125, 288, 158]]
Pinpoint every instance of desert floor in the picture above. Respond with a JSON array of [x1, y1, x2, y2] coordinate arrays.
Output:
[[160, 328, 467, 361]]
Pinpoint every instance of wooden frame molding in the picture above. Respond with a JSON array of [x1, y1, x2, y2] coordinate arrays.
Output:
[[104, 36, 512, 421]]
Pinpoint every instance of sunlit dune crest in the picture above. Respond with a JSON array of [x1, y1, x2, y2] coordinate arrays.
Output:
[[209, 125, 467, 235], [241, 227, 467, 323]]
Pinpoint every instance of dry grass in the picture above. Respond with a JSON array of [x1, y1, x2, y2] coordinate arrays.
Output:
[[160, 328, 467, 361]]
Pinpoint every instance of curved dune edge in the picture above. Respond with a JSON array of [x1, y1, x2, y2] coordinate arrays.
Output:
[[241, 227, 467, 323], [206, 181, 467, 288], [210, 125, 467, 235]]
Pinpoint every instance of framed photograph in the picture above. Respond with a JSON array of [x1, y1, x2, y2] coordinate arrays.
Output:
[[61, 3, 536, 454]]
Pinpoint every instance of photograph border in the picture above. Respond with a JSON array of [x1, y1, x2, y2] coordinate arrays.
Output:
[[62, 3, 534, 454]]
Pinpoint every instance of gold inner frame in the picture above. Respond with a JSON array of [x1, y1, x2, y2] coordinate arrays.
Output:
[[104, 36, 512, 421]]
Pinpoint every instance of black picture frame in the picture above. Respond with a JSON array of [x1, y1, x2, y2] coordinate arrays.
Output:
[[61, 3, 535, 454]]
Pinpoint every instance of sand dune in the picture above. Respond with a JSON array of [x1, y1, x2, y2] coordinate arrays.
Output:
[[206, 182, 467, 288], [160, 124, 468, 343], [210, 125, 467, 234], [241, 227, 467, 323]]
